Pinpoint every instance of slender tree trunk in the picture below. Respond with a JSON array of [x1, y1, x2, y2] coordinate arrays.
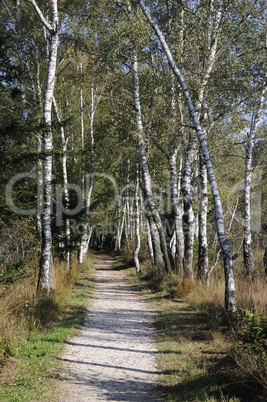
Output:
[[81, 86, 85, 197], [148, 215, 164, 266], [168, 68, 184, 275], [181, 133, 197, 278], [78, 79, 86, 263], [79, 81, 95, 263], [198, 151, 209, 281], [36, 136, 43, 242], [139, 0, 236, 313], [132, 50, 174, 272], [29, 0, 58, 294], [207, 197, 239, 285], [263, 247, 267, 276], [116, 202, 126, 250], [243, 87, 266, 273], [134, 166, 141, 273], [125, 197, 130, 248], [146, 218, 155, 264], [169, 152, 184, 274], [52, 97, 71, 269]]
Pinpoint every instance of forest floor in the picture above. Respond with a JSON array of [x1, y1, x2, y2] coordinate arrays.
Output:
[[55, 253, 161, 401]]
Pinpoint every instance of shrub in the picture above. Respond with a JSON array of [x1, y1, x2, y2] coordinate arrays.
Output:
[[237, 310, 267, 360]]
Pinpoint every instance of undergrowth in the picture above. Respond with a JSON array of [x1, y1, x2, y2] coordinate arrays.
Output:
[[0, 253, 95, 401], [124, 253, 267, 401]]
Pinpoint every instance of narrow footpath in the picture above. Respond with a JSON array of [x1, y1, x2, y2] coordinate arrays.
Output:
[[57, 253, 161, 401]]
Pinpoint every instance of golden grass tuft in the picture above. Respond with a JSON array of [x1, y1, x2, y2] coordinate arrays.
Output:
[[235, 272, 267, 313], [187, 262, 266, 318], [0, 255, 93, 362]]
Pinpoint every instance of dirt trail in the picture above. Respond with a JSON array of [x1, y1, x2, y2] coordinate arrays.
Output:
[[57, 253, 160, 401]]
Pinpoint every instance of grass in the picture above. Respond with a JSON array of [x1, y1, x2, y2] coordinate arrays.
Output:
[[120, 257, 267, 402], [0, 254, 95, 401]]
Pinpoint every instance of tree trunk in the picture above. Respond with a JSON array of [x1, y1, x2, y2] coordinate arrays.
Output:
[[181, 133, 197, 279], [264, 247, 267, 276], [132, 50, 174, 272], [29, 0, 58, 295], [147, 214, 164, 267], [146, 218, 155, 265], [169, 152, 184, 274], [134, 166, 141, 273], [168, 68, 184, 275], [139, 0, 236, 313], [243, 87, 266, 273], [52, 97, 71, 269], [79, 81, 95, 263], [116, 202, 126, 250], [198, 151, 209, 281]]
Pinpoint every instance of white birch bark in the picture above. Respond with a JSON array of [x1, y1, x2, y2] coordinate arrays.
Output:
[[198, 152, 209, 281], [115, 202, 126, 250], [52, 97, 71, 269], [148, 215, 164, 266], [139, 0, 236, 313], [126, 159, 131, 246], [134, 166, 141, 273], [196, 1, 224, 278], [181, 133, 197, 279], [207, 197, 239, 285], [243, 86, 266, 272], [78, 81, 96, 263], [132, 50, 174, 272], [125, 197, 130, 248], [169, 152, 184, 275], [81, 86, 85, 198], [146, 218, 155, 264], [28, 0, 58, 294], [36, 135, 43, 242], [78, 79, 86, 263], [168, 67, 184, 275]]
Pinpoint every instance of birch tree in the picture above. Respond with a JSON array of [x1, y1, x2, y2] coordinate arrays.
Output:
[[78, 77, 104, 263], [139, 0, 237, 313], [52, 96, 71, 270], [132, 50, 174, 272], [243, 85, 266, 273], [133, 165, 141, 273], [27, 0, 59, 294]]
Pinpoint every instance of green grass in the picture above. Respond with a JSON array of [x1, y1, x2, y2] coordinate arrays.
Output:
[[0, 255, 95, 401]]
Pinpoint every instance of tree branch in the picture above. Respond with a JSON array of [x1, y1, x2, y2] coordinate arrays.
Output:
[[27, 0, 53, 33], [148, 131, 169, 159]]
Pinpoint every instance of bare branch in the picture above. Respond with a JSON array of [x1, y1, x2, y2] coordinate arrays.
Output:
[[148, 132, 169, 159], [27, 0, 53, 33]]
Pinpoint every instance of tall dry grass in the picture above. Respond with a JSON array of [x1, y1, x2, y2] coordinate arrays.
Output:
[[138, 251, 266, 394], [138, 249, 266, 323], [0, 256, 82, 362], [187, 247, 267, 317]]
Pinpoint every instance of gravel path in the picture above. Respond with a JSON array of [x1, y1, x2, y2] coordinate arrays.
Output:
[[57, 254, 161, 401]]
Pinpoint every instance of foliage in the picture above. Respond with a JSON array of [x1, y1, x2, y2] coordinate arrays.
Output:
[[0, 259, 32, 284], [237, 310, 267, 360]]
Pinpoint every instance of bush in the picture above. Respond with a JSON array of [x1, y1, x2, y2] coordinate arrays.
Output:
[[0, 259, 32, 284], [237, 310, 267, 360]]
